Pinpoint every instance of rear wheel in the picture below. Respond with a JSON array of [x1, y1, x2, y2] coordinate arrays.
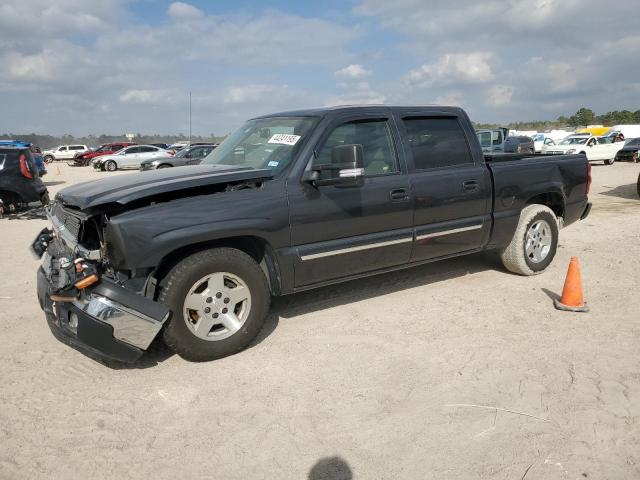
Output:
[[0, 190, 25, 210], [105, 160, 117, 171], [159, 247, 270, 361], [604, 157, 614, 165], [500, 204, 559, 276], [157, 164, 171, 169]]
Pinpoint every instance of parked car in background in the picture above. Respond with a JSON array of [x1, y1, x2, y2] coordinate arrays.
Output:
[[42, 145, 89, 163], [32, 105, 591, 363], [72, 142, 136, 166], [140, 144, 217, 170], [544, 135, 623, 165], [607, 124, 640, 139], [503, 136, 534, 153], [0, 146, 48, 208], [168, 142, 189, 152], [476, 127, 508, 153], [92, 145, 172, 171], [615, 137, 640, 162], [0, 140, 46, 176], [532, 134, 555, 153], [150, 143, 170, 150]]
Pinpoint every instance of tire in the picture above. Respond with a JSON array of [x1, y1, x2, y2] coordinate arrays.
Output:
[[43, 155, 54, 164], [105, 160, 117, 171], [0, 190, 25, 209], [604, 157, 614, 165], [499, 204, 559, 276], [159, 247, 270, 361], [157, 164, 171, 169], [636, 173, 640, 198]]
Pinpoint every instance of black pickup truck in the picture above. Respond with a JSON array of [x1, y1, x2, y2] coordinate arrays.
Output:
[[32, 106, 591, 363]]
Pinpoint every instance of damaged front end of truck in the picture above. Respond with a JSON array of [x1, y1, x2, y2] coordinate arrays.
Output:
[[32, 202, 170, 363], [32, 165, 273, 362]]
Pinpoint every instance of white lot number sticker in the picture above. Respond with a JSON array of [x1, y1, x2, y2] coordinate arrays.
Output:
[[268, 134, 301, 146]]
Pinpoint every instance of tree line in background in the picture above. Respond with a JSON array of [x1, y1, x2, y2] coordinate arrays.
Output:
[[475, 108, 640, 131], [0, 133, 227, 150], [4, 107, 640, 145]]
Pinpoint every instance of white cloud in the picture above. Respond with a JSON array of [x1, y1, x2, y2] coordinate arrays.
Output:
[[334, 64, 371, 80], [119, 89, 182, 105], [405, 53, 494, 87], [434, 92, 464, 106], [487, 85, 513, 107], [326, 81, 386, 106], [224, 84, 290, 104], [168, 2, 204, 20]]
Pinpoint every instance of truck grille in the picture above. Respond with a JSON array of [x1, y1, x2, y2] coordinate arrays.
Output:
[[51, 202, 82, 239]]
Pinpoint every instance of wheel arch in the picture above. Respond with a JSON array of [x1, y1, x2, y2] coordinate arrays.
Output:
[[153, 235, 282, 296], [525, 191, 565, 219]]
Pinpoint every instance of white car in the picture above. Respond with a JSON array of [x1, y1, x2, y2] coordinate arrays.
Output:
[[42, 144, 89, 163], [543, 135, 624, 165], [92, 145, 172, 171]]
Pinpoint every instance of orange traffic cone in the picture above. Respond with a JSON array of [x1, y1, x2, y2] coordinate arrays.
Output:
[[554, 256, 589, 312]]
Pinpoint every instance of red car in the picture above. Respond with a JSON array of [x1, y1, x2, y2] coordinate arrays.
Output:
[[72, 142, 136, 166]]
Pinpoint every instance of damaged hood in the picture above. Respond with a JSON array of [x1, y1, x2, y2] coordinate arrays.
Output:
[[56, 165, 273, 211]]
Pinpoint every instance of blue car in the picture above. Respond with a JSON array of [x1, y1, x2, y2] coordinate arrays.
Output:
[[0, 140, 47, 176]]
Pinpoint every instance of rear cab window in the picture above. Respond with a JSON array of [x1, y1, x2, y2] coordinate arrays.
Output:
[[402, 117, 474, 170]]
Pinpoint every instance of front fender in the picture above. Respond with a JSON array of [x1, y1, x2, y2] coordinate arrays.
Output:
[[104, 180, 290, 270]]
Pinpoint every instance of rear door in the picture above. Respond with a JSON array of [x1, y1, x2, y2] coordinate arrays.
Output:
[[395, 112, 492, 262], [288, 111, 413, 287]]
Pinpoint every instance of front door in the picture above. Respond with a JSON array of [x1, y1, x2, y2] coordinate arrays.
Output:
[[395, 113, 492, 262], [288, 114, 413, 287]]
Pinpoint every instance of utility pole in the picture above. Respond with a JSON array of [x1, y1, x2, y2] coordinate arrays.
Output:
[[188, 91, 192, 145]]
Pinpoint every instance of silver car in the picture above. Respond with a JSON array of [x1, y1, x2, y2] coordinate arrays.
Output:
[[139, 144, 217, 170]]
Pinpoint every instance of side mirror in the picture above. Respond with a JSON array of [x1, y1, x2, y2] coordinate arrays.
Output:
[[304, 144, 365, 187]]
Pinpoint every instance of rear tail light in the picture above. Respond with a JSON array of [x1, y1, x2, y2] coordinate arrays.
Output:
[[19, 154, 33, 179], [586, 162, 592, 194]]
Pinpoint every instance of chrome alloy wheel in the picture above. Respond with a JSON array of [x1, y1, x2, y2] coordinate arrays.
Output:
[[525, 219, 553, 263], [183, 272, 252, 341]]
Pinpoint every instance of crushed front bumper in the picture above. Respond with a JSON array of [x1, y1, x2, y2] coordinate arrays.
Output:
[[34, 228, 170, 363]]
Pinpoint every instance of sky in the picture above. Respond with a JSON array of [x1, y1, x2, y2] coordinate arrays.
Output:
[[1, 0, 639, 136]]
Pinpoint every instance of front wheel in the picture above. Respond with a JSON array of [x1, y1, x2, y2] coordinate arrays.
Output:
[[105, 160, 117, 171], [157, 164, 171, 169], [604, 158, 614, 165], [43, 155, 54, 164], [499, 204, 559, 276], [159, 247, 270, 361]]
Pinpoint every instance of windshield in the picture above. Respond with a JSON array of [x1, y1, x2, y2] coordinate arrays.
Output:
[[559, 137, 588, 145], [175, 147, 192, 158], [201, 116, 318, 171], [532, 134, 545, 141]]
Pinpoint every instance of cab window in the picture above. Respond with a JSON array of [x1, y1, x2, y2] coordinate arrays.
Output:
[[403, 117, 473, 170], [313, 119, 398, 176]]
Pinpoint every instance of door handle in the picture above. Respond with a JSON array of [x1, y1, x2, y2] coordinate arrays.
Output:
[[389, 188, 409, 201], [463, 180, 479, 192]]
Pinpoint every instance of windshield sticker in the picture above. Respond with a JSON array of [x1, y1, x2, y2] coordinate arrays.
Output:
[[267, 160, 280, 167], [268, 134, 301, 146]]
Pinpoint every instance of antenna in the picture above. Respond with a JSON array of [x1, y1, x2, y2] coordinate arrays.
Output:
[[188, 91, 192, 145]]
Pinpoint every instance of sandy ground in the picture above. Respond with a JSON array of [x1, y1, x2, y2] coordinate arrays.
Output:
[[0, 161, 639, 480]]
